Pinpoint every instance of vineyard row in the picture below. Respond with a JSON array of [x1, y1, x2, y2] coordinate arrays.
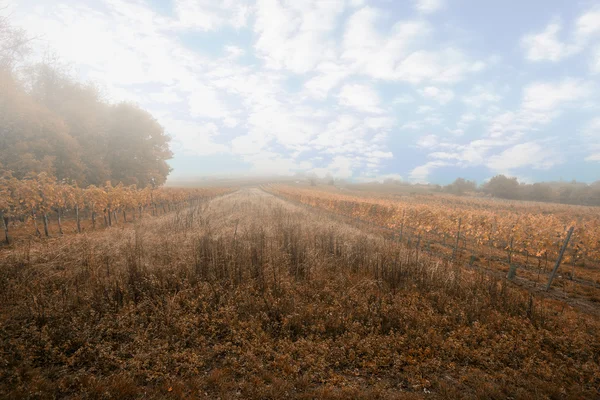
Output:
[[266, 185, 600, 270], [0, 173, 231, 243]]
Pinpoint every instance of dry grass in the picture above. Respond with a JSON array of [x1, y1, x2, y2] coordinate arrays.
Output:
[[1, 189, 599, 399]]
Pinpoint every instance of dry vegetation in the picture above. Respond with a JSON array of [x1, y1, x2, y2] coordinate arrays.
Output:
[[267, 184, 600, 305], [1, 188, 599, 399]]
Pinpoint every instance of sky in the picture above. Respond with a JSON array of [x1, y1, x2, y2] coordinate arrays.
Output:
[[5, 0, 600, 184]]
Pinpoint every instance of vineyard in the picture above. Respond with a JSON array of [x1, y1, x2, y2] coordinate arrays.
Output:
[[1, 188, 600, 399], [0, 172, 231, 243], [266, 185, 600, 302]]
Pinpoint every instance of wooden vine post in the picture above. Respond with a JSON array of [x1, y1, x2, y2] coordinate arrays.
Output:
[[399, 209, 405, 242], [1, 212, 9, 244], [452, 218, 462, 260], [507, 237, 517, 280], [545, 227, 575, 291]]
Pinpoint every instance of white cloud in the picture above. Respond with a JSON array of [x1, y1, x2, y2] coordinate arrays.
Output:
[[338, 83, 383, 114], [224, 45, 245, 58], [419, 86, 454, 104], [241, 150, 313, 176], [420, 78, 592, 174], [581, 117, 600, 162], [10, 0, 598, 182], [349, 0, 366, 7], [173, 0, 251, 31], [303, 62, 352, 99], [394, 48, 486, 84], [521, 21, 579, 62], [253, 0, 345, 74], [188, 86, 232, 119], [522, 9, 600, 63], [343, 8, 431, 80], [417, 105, 435, 114], [486, 142, 560, 172], [342, 8, 484, 84], [416, 134, 439, 148], [310, 156, 356, 178], [166, 119, 230, 156], [522, 78, 592, 112], [462, 85, 502, 107], [575, 9, 600, 39], [413, 0, 445, 14], [409, 161, 449, 183]]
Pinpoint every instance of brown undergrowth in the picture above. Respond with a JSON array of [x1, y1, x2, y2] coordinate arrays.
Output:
[[0, 189, 599, 399]]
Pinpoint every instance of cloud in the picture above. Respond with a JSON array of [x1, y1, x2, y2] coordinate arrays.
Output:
[[413, 0, 445, 14], [521, 78, 592, 112], [303, 62, 352, 99], [521, 9, 600, 63], [462, 85, 502, 107], [188, 85, 232, 119], [394, 48, 485, 84], [486, 142, 560, 172], [575, 9, 600, 39], [166, 119, 230, 156], [418, 76, 593, 177], [253, 0, 345, 74], [581, 117, 600, 162], [417, 105, 435, 114], [224, 45, 245, 58], [10, 0, 600, 182], [419, 86, 454, 104], [173, 0, 251, 31], [310, 156, 356, 178], [416, 134, 439, 148], [409, 161, 449, 183], [338, 83, 383, 114], [342, 8, 483, 84], [521, 20, 579, 62]]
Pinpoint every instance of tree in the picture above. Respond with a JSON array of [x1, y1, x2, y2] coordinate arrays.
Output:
[[523, 182, 554, 202], [0, 67, 84, 182], [0, 62, 173, 187], [28, 62, 110, 185], [1, 14, 174, 188], [483, 175, 520, 199], [0, 11, 31, 71], [105, 103, 173, 187], [0, 169, 18, 243], [444, 178, 477, 196]]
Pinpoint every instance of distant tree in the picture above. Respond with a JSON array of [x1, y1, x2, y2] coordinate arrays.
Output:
[[523, 182, 554, 202], [0, 69, 83, 181], [383, 178, 402, 185], [105, 103, 173, 187], [0, 61, 173, 187], [444, 178, 477, 195], [29, 62, 110, 185], [483, 175, 520, 199], [324, 173, 335, 185]]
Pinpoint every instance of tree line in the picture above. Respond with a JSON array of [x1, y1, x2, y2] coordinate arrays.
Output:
[[0, 13, 173, 188], [443, 175, 600, 206]]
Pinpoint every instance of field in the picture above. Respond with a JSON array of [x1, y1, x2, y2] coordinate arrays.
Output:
[[267, 184, 600, 307], [1, 188, 600, 399]]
